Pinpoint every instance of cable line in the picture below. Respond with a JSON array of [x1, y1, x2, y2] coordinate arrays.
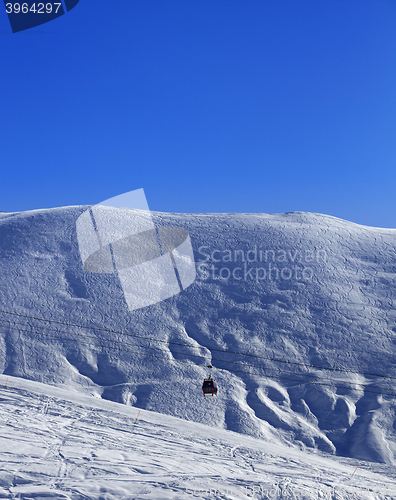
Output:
[[0, 308, 395, 381], [0, 322, 395, 398], [0, 318, 394, 393]]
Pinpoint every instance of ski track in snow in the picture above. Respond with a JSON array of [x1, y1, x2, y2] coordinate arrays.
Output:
[[0, 376, 395, 500], [0, 207, 396, 497]]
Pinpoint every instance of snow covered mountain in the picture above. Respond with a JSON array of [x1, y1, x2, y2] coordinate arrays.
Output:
[[1, 375, 395, 499], [0, 206, 395, 466]]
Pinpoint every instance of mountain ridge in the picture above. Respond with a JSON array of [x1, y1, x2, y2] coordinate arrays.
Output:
[[0, 205, 395, 464]]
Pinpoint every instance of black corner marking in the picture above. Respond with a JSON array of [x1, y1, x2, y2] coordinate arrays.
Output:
[[3, 1, 79, 33], [64, 0, 79, 12]]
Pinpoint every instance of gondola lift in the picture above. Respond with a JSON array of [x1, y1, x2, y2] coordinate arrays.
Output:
[[202, 365, 218, 397]]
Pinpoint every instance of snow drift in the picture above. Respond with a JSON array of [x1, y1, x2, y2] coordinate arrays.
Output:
[[1, 375, 395, 499], [0, 206, 395, 465]]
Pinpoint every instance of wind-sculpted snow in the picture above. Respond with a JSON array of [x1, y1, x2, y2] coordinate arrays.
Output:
[[1, 376, 395, 499], [0, 207, 395, 466]]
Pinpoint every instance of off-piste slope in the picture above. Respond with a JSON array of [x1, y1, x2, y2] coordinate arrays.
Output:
[[1, 375, 395, 500], [0, 207, 395, 464]]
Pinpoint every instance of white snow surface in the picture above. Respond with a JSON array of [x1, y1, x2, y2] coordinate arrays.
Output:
[[0, 375, 395, 499], [0, 206, 396, 497]]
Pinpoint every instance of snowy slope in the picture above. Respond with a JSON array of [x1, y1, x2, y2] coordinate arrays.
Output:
[[0, 206, 395, 465], [1, 375, 395, 500]]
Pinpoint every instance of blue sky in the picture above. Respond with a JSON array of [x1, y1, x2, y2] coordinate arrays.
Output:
[[0, 0, 395, 227]]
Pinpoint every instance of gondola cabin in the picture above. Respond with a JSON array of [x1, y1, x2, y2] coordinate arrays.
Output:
[[202, 377, 218, 397]]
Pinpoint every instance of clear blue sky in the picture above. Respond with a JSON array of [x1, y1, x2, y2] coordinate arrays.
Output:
[[0, 0, 395, 227]]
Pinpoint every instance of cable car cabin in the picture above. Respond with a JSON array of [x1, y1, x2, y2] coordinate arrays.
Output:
[[202, 377, 218, 397]]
